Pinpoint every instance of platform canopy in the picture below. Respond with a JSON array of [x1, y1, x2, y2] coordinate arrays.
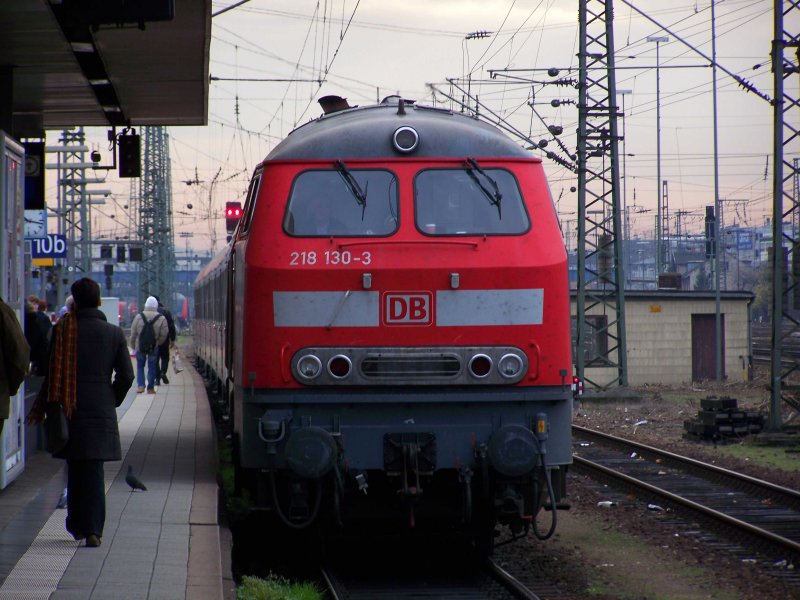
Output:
[[0, 0, 211, 137]]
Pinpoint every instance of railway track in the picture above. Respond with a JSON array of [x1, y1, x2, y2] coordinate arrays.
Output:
[[572, 425, 800, 571], [320, 556, 542, 600], [752, 322, 800, 364]]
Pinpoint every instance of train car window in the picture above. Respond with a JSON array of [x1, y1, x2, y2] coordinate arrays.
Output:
[[414, 168, 530, 235], [283, 169, 398, 237], [239, 172, 262, 235]]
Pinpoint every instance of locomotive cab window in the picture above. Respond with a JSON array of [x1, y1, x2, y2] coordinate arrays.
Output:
[[414, 167, 529, 235], [283, 168, 398, 237], [239, 172, 262, 236]]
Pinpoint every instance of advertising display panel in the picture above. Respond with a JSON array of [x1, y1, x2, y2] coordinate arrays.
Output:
[[0, 131, 26, 489]]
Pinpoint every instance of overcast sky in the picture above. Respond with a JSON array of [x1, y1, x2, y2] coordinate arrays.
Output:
[[79, 0, 790, 254]]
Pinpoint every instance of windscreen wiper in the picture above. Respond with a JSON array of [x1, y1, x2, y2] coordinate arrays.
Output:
[[335, 160, 368, 220], [465, 158, 502, 219]]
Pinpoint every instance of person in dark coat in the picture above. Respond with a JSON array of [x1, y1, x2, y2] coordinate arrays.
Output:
[[154, 295, 176, 385], [24, 295, 52, 375], [30, 278, 134, 547]]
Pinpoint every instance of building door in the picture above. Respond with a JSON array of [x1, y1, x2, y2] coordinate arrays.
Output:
[[692, 313, 725, 381]]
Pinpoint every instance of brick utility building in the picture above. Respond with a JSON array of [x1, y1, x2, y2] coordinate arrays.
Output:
[[572, 290, 754, 386]]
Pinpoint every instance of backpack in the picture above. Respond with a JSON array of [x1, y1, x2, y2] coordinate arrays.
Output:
[[138, 312, 161, 354]]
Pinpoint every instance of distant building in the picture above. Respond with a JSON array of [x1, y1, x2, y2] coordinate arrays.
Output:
[[571, 290, 753, 386], [567, 219, 791, 293]]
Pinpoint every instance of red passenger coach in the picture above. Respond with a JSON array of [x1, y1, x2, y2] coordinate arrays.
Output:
[[194, 95, 573, 552]]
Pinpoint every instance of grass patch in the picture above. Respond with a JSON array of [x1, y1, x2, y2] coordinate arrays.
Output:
[[219, 444, 234, 495], [556, 512, 741, 600], [236, 575, 322, 600], [714, 441, 800, 472], [217, 439, 254, 518]]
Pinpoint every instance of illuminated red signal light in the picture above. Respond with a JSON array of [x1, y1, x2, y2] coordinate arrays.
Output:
[[225, 201, 243, 233], [571, 375, 584, 398]]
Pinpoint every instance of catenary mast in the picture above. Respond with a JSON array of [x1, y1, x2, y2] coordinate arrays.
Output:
[[137, 126, 175, 308]]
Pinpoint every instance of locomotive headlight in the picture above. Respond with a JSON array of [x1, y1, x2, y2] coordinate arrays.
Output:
[[297, 354, 323, 380], [392, 126, 419, 153], [328, 354, 353, 379], [498, 353, 524, 379], [468, 354, 493, 378]]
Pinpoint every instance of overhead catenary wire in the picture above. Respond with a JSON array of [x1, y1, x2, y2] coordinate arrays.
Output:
[[178, 1, 779, 253], [619, 0, 772, 103]]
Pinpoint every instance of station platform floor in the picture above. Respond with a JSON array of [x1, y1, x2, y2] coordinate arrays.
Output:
[[0, 350, 233, 599]]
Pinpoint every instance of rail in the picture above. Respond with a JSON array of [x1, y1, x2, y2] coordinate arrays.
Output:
[[572, 426, 800, 561], [573, 425, 800, 509], [320, 557, 543, 599]]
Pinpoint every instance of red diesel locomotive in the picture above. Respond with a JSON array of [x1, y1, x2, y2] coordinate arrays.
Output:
[[194, 95, 573, 549]]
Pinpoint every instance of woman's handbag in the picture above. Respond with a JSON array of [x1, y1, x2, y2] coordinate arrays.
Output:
[[44, 402, 69, 454]]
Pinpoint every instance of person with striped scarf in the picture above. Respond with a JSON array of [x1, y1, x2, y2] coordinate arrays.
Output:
[[28, 278, 134, 547]]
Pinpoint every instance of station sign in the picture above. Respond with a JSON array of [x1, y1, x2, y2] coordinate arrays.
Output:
[[30, 234, 67, 259]]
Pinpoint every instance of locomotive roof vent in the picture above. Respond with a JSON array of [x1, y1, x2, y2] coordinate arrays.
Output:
[[319, 95, 352, 115], [393, 126, 419, 153]]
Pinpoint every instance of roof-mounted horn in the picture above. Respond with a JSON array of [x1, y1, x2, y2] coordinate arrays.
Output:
[[381, 95, 416, 106]]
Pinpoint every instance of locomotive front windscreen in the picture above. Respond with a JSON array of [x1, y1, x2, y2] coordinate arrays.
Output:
[[414, 167, 530, 236], [284, 168, 399, 237]]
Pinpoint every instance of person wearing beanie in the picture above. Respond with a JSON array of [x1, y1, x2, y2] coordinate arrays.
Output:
[[129, 296, 169, 393]]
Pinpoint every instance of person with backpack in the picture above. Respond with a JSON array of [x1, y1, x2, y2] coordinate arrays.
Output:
[[129, 296, 169, 394], [153, 295, 176, 385]]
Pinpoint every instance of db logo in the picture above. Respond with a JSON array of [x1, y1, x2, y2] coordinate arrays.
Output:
[[383, 292, 433, 326]]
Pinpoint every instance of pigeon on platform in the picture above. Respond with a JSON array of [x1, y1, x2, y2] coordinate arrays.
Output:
[[125, 465, 147, 491], [56, 487, 68, 509]]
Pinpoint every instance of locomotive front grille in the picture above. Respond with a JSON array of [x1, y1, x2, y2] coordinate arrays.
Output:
[[361, 353, 461, 378], [291, 346, 529, 385]]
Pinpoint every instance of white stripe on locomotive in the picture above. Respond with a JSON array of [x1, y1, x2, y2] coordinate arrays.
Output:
[[273, 289, 544, 327]]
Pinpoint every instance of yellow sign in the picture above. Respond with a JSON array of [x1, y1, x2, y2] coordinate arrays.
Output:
[[32, 258, 54, 267], [649, 304, 662, 313]]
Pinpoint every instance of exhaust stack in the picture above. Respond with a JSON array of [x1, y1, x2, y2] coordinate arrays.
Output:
[[319, 95, 351, 115]]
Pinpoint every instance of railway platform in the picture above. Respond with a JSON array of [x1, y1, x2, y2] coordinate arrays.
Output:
[[0, 351, 232, 599]]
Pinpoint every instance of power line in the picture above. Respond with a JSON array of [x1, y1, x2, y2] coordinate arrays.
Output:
[[212, 0, 254, 18], [620, 0, 772, 103]]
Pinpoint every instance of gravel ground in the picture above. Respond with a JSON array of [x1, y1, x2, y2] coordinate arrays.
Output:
[[494, 370, 800, 599]]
